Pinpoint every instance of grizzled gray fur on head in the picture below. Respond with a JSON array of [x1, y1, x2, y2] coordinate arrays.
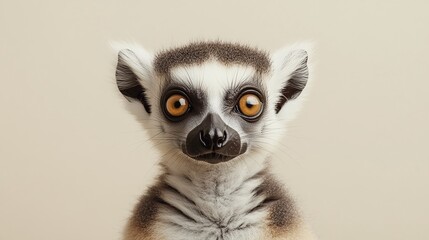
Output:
[[154, 41, 271, 74]]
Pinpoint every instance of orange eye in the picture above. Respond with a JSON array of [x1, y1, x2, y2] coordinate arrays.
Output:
[[165, 94, 189, 117], [238, 93, 263, 118]]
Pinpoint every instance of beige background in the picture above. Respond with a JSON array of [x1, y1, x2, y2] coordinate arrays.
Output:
[[1, 1, 428, 239]]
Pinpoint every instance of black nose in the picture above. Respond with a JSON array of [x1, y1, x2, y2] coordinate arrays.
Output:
[[185, 113, 242, 162], [199, 128, 228, 150]]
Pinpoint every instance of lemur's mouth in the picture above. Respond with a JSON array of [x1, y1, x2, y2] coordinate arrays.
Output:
[[193, 152, 237, 164]]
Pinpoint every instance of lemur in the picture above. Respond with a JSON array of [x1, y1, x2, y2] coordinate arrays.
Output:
[[115, 41, 316, 240]]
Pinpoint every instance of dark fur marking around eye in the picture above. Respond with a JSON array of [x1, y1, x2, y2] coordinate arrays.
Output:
[[154, 41, 271, 74], [161, 84, 207, 122]]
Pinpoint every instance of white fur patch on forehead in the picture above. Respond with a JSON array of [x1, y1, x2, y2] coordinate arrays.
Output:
[[170, 61, 258, 115], [169, 61, 258, 93]]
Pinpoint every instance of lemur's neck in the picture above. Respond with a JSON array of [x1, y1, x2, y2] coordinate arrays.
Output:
[[157, 156, 271, 228], [161, 156, 269, 197], [143, 155, 298, 239]]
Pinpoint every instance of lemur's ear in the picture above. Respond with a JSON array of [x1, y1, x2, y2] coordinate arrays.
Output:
[[115, 46, 154, 113], [270, 46, 309, 113]]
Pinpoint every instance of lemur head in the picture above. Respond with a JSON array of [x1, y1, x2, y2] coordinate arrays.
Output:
[[115, 41, 309, 165]]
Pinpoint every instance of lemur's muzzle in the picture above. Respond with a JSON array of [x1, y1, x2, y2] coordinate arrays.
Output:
[[184, 113, 246, 164]]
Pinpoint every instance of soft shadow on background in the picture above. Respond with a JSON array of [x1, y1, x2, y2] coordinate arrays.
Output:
[[1, 1, 428, 239]]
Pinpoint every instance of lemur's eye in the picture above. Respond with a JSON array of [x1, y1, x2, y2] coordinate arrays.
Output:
[[165, 94, 189, 117], [237, 92, 263, 120]]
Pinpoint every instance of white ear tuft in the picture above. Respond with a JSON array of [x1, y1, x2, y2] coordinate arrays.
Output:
[[111, 42, 154, 84], [112, 42, 155, 113], [269, 43, 313, 115]]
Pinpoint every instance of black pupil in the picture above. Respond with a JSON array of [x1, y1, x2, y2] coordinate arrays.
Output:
[[246, 101, 254, 108], [174, 100, 182, 109]]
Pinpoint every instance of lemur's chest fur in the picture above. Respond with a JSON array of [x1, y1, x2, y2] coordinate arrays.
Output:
[[124, 162, 299, 240]]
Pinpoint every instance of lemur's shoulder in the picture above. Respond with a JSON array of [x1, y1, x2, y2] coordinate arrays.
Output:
[[123, 176, 166, 240], [257, 174, 299, 231], [260, 174, 317, 240], [257, 173, 299, 238]]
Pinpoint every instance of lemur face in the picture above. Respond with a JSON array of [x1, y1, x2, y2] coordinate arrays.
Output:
[[159, 62, 268, 164], [116, 42, 309, 164]]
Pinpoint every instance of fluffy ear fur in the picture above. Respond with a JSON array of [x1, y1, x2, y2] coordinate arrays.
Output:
[[269, 44, 311, 115], [115, 44, 154, 113]]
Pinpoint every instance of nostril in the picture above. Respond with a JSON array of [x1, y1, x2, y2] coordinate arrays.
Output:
[[199, 130, 211, 148], [215, 139, 222, 148], [199, 131, 207, 147], [199, 129, 229, 150], [215, 130, 228, 148]]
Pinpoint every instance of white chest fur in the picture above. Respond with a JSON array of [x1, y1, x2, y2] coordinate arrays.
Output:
[[153, 160, 269, 240]]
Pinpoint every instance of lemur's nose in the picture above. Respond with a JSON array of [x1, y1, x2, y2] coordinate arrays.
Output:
[[199, 128, 228, 150], [185, 113, 242, 162]]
